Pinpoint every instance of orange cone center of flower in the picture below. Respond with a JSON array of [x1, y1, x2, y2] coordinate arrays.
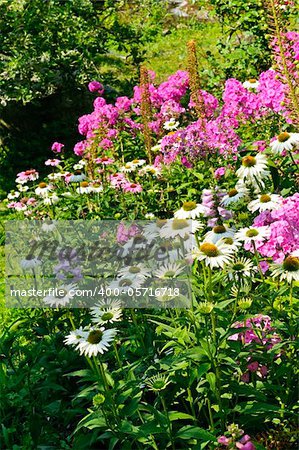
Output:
[[228, 189, 238, 197], [101, 312, 114, 321], [200, 243, 219, 257], [283, 256, 299, 272], [246, 229, 259, 237], [182, 201, 197, 211], [87, 330, 103, 344], [260, 194, 271, 203], [74, 170, 82, 175], [242, 156, 256, 167], [277, 132, 290, 143], [172, 219, 189, 230], [213, 225, 226, 234], [38, 182, 47, 189], [80, 182, 89, 188], [249, 79, 257, 83]]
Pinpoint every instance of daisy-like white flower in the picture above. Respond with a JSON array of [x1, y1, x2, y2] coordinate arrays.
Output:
[[139, 165, 161, 177], [109, 276, 144, 292], [117, 264, 151, 279], [236, 154, 270, 184], [247, 193, 283, 213], [76, 181, 92, 194], [271, 254, 299, 283], [163, 118, 179, 131], [17, 184, 29, 192], [43, 193, 59, 205], [226, 257, 256, 281], [204, 224, 235, 244], [48, 172, 65, 181], [221, 186, 249, 206], [131, 158, 146, 167], [69, 170, 86, 182], [154, 262, 185, 279], [77, 327, 117, 357], [174, 201, 207, 219], [120, 162, 136, 173], [193, 241, 235, 269], [73, 163, 85, 170], [269, 131, 299, 154], [90, 182, 103, 193], [7, 191, 20, 200], [64, 327, 86, 346], [91, 304, 122, 326], [145, 213, 155, 220], [20, 255, 42, 270], [143, 219, 167, 240], [41, 222, 56, 232], [35, 182, 52, 197], [235, 226, 271, 244], [43, 284, 76, 307], [160, 219, 203, 239], [243, 78, 260, 90]]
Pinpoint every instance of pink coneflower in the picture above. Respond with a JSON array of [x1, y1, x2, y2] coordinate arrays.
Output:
[[95, 156, 115, 165], [45, 159, 61, 167], [16, 169, 39, 183], [122, 182, 142, 193], [110, 173, 127, 188]]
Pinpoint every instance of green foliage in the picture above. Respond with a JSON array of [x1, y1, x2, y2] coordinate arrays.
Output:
[[0, 0, 165, 104], [209, 0, 297, 79]]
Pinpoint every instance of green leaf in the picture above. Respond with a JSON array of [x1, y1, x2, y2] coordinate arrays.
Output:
[[176, 425, 216, 442]]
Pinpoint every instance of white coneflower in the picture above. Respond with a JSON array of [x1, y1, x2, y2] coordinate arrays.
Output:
[[43, 193, 59, 205], [247, 193, 283, 213], [145, 213, 155, 219], [143, 219, 167, 240], [269, 131, 299, 154], [76, 181, 92, 194], [20, 255, 42, 270], [48, 172, 65, 181], [193, 241, 234, 269], [163, 118, 179, 131], [174, 201, 207, 219], [160, 219, 203, 239], [73, 163, 85, 170], [235, 226, 271, 244], [139, 165, 161, 176], [35, 182, 52, 197], [204, 224, 235, 244], [17, 184, 29, 192], [236, 154, 270, 184], [109, 276, 144, 292], [120, 162, 136, 173], [221, 186, 249, 206], [64, 327, 86, 346], [271, 254, 299, 283], [154, 262, 185, 279], [226, 257, 256, 281], [90, 182, 103, 193], [77, 327, 117, 357], [91, 305, 122, 326], [41, 222, 56, 232], [117, 264, 151, 279], [131, 158, 146, 167], [43, 284, 76, 307], [69, 170, 86, 182], [7, 191, 20, 200], [243, 79, 260, 90]]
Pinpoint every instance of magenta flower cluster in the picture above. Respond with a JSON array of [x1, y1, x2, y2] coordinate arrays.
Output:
[[251, 193, 299, 262]]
